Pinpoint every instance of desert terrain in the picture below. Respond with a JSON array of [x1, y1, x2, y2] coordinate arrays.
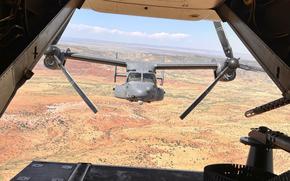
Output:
[[0, 41, 289, 180]]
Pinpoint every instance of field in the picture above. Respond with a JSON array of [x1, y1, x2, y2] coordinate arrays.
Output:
[[0, 42, 289, 180]]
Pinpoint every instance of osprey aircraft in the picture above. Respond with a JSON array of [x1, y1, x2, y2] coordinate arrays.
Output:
[[43, 22, 263, 119]]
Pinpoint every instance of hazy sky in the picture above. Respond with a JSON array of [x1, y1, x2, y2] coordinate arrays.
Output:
[[61, 9, 252, 55]]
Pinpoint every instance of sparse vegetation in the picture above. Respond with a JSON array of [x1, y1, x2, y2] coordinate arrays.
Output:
[[0, 43, 289, 180]]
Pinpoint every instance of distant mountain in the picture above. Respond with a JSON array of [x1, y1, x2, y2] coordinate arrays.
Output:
[[60, 36, 256, 61]]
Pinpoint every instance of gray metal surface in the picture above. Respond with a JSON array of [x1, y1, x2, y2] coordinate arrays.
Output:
[[154, 63, 217, 70], [70, 54, 127, 67], [12, 161, 203, 181]]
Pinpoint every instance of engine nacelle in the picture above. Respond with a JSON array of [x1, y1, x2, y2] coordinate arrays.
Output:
[[214, 63, 237, 82], [221, 70, 236, 82], [44, 55, 59, 70], [43, 45, 66, 70]]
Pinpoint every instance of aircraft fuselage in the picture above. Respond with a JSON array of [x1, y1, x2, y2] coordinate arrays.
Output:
[[113, 64, 165, 103], [114, 81, 164, 103]]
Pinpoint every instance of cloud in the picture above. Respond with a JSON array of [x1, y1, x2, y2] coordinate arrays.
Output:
[[66, 24, 190, 40]]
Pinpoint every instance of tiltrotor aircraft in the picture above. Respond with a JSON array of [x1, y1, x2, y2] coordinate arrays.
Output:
[[43, 22, 263, 119]]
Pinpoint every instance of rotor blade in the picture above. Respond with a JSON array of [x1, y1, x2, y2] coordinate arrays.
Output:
[[53, 55, 98, 113], [213, 22, 234, 59], [239, 63, 264, 72], [180, 66, 229, 120]]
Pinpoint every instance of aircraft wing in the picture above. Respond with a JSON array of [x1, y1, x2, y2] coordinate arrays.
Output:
[[154, 62, 218, 70], [68, 54, 127, 67]]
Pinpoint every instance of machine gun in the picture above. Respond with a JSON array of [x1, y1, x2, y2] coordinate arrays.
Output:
[[248, 126, 290, 153], [239, 127, 290, 173], [204, 127, 290, 181]]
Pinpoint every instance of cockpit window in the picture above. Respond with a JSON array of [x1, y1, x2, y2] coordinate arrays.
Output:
[[143, 73, 156, 83], [128, 73, 141, 82]]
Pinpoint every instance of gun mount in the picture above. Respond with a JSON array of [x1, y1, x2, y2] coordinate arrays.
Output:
[[240, 126, 290, 173]]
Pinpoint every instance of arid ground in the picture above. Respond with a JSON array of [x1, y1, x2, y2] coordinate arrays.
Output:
[[0, 43, 289, 180]]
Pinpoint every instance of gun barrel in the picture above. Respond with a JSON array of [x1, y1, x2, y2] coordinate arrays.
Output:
[[272, 133, 290, 153]]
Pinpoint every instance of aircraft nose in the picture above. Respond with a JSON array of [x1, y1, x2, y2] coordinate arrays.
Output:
[[145, 86, 153, 93], [128, 83, 154, 100], [133, 88, 148, 97]]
